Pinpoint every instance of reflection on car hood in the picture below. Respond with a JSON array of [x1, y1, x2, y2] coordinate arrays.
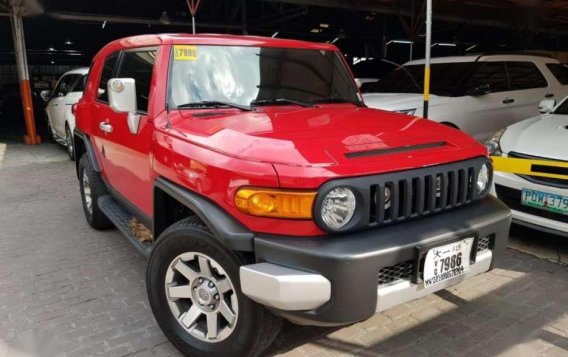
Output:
[[362, 93, 449, 112], [169, 105, 485, 176], [501, 113, 568, 160]]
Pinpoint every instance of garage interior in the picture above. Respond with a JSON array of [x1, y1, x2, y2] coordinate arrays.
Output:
[[1, 0, 568, 141], [1, 1, 568, 357]]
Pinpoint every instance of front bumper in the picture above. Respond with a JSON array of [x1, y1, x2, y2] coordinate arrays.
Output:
[[493, 171, 568, 236], [240, 195, 511, 326]]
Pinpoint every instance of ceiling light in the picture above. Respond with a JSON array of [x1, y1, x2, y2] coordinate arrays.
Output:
[[466, 44, 478, 52], [64, 38, 73, 45], [48, 46, 56, 51], [271, 31, 279, 38], [319, 23, 329, 28], [310, 28, 321, 33], [101, 20, 107, 29], [432, 42, 456, 47], [387, 40, 413, 45]]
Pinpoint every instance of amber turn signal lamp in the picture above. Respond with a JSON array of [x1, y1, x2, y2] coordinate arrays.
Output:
[[235, 188, 316, 219]]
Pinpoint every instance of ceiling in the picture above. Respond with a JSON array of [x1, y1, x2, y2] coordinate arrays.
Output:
[[0, 0, 567, 69]]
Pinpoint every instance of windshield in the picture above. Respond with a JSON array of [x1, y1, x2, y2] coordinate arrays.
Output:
[[364, 62, 474, 97], [169, 45, 361, 108]]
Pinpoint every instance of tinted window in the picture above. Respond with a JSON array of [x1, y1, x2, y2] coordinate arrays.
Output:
[[464, 62, 509, 93], [507, 62, 547, 90], [72, 74, 87, 92], [365, 62, 474, 97], [547, 63, 568, 85], [53, 75, 76, 97], [117, 50, 156, 112], [98, 53, 119, 102], [554, 97, 568, 114], [170, 46, 360, 107]]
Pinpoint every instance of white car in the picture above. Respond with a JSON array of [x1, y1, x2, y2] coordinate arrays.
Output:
[[488, 96, 568, 236], [41, 67, 89, 160], [363, 54, 568, 143]]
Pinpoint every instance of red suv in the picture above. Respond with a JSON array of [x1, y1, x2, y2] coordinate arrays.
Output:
[[73, 34, 511, 357]]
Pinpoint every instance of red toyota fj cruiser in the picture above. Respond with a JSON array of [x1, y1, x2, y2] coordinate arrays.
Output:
[[73, 34, 511, 356]]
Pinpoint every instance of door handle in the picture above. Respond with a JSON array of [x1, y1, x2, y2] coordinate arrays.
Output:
[[503, 98, 515, 104], [99, 121, 113, 133]]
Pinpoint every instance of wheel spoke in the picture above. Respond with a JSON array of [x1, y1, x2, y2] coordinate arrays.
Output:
[[218, 301, 236, 325], [206, 312, 219, 339], [167, 284, 192, 299], [216, 278, 231, 294], [198, 256, 212, 277], [180, 305, 202, 328], [174, 260, 199, 281]]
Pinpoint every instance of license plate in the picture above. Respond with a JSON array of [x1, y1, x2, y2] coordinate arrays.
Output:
[[521, 188, 568, 215], [423, 238, 474, 288]]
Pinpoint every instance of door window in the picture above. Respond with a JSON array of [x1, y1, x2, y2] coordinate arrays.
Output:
[[463, 62, 509, 93], [72, 74, 88, 93], [52, 75, 76, 97], [546, 63, 568, 85], [116, 50, 157, 113], [97, 52, 120, 103], [506, 62, 548, 90]]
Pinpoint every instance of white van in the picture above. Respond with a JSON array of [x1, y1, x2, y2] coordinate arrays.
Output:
[[363, 54, 568, 142]]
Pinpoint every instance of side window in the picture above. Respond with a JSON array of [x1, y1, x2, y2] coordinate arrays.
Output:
[[53, 75, 75, 97], [72, 74, 87, 93], [464, 62, 509, 93], [546, 63, 568, 85], [116, 50, 157, 113], [507, 62, 548, 90], [98, 53, 119, 103]]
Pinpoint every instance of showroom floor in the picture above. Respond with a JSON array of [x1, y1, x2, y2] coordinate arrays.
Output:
[[1, 142, 568, 357]]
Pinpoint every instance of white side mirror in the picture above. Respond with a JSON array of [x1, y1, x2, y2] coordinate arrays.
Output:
[[538, 98, 556, 114], [108, 78, 141, 134]]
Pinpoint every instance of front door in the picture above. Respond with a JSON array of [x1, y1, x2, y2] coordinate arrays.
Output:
[[99, 48, 158, 217], [47, 74, 75, 137]]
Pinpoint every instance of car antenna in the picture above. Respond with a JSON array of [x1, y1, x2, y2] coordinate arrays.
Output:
[[380, 58, 422, 93]]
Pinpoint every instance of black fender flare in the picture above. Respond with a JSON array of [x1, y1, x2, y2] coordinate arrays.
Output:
[[73, 129, 101, 179], [153, 177, 254, 252]]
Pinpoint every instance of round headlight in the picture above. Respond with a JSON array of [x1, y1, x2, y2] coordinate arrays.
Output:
[[477, 163, 490, 193], [321, 187, 356, 230]]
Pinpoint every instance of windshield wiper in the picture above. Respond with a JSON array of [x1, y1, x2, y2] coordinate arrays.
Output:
[[310, 98, 366, 107], [251, 98, 313, 108], [177, 101, 252, 111]]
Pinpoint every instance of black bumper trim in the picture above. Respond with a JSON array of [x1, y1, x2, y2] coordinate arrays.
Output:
[[253, 195, 511, 326]]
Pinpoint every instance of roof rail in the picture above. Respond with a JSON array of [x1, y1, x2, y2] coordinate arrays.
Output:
[[472, 51, 555, 61]]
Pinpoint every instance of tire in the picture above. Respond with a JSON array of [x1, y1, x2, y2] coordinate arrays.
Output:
[[78, 154, 112, 229], [147, 217, 282, 357], [65, 124, 75, 161]]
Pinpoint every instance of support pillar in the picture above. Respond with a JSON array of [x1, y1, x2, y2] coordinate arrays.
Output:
[[10, 5, 40, 144]]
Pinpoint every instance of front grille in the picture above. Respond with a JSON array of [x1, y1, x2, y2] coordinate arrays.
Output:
[[370, 165, 477, 225], [508, 152, 568, 188], [495, 184, 568, 223], [477, 236, 491, 253], [378, 260, 414, 286]]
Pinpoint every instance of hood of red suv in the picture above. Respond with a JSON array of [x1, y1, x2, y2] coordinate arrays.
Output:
[[170, 105, 485, 173]]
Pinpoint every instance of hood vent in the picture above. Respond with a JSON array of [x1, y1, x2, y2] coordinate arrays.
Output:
[[345, 141, 447, 159], [193, 112, 229, 118]]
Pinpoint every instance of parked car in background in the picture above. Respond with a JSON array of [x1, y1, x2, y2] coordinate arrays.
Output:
[[489, 95, 568, 236], [363, 54, 568, 143], [73, 34, 510, 357], [41, 67, 89, 160]]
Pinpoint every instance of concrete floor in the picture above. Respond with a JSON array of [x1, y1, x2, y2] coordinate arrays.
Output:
[[1, 141, 568, 357]]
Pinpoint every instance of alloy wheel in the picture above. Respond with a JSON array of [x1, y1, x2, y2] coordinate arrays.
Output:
[[164, 252, 238, 343]]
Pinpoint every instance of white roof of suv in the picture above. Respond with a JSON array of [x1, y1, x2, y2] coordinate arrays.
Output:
[[406, 54, 560, 66]]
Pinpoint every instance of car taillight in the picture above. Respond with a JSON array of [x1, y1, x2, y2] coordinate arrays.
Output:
[[71, 103, 77, 115]]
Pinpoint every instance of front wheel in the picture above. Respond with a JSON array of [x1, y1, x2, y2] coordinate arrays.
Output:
[[65, 125, 74, 161], [147, 217, 281, 357]]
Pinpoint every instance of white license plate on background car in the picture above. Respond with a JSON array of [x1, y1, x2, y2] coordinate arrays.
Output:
[[423, 238, 474, 288]]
